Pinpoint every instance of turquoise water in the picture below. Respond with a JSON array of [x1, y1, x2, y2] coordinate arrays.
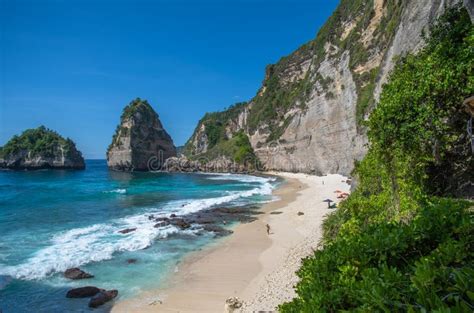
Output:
[[0, 160, 276, 312]]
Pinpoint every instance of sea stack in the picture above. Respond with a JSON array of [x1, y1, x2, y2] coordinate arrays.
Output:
[[0, 126, 85, 170], [107, 98, 176, 171]]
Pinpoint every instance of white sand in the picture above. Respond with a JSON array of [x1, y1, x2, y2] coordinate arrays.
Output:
[[112, 172, 350, 312]]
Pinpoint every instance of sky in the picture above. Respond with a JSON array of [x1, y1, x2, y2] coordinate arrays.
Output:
[[0, 0, 339, 159]]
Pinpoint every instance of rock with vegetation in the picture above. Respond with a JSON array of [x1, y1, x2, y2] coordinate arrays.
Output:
[[185, 0, 472, 175], [280, 7, 474, 312], [181, 103, 259, 172], [107, 98, 176, 171], [0, 126, 85, 170]]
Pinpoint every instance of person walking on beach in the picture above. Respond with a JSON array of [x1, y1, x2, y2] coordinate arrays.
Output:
[[266, 224, 271, 235]]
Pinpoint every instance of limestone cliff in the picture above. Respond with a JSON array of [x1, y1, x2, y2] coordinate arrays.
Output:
[[107, 98, 177, 171], [0, 126, 85, 170], [185, 0, 472, 175]]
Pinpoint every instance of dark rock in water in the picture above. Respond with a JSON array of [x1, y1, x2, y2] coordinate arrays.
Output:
[[64, 268, 94, 280], [126, 259, 137, 264], [0, 126, 85, 170], [170, 218, 191, 230], [170, 213, 177, 218], [148, 215, 155, 220], [154, 217, 169, 222], [118, 228, 136, 234], [154, 221, 169, 228], [88, 290, 118, 308], [107, 98, 176, 172], [192, 215, 219, 224], [66, 286, 102, 298], [0, 275, 12, 290], [202, 225, 233, 237]]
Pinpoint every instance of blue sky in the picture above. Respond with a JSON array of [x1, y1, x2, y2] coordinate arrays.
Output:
[[1, 0, 339, 159]]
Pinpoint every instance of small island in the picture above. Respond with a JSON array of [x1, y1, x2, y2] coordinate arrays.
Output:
[[0, 126, 85, 170]]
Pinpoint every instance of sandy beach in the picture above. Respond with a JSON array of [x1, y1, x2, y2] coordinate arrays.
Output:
[[112, 172, 350, 313]]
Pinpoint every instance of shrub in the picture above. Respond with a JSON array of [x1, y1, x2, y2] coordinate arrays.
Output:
[[281, 6, 474, 312]]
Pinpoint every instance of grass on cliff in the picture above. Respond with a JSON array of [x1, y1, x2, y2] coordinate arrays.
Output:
[[183, 102, 260, 166], [188, 130, 259, 168], [0, 126, 77, 158], [280, 7, 474, 312], [247, 0, 406, 139], [107, 97, 155, 153]]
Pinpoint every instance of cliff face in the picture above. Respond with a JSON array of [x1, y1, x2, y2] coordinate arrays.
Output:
[[185, 0, 471, 175], [107, 98, 177, 171], [0, 126, 85, 170]]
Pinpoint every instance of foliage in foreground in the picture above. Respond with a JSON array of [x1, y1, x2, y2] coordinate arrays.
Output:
[[280, 6, 473, 312]]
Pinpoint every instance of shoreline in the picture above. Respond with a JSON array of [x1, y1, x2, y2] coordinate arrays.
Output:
[[112, 172, 350, 312]]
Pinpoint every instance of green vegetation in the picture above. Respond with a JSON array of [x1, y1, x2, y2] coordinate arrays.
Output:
[[0, 126, 77, 158], [197, 130, 258, 167], [280, 6, 473, 312], [183, 102, 259, 167], [107, 98, 155, 153], [247, 0, 405, 139], [186, 0, 407, 147], [121, 97, 154, 120]]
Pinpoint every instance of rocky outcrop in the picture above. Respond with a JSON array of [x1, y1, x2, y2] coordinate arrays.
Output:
[[88, 289, 118, 308], [184, 0, 472, 176], [107, 98, 176, 171], [66, 287, 102, 298], [64, 268, 94, 280], [0, 126, 85, 170], [163, 156, 251, 173]]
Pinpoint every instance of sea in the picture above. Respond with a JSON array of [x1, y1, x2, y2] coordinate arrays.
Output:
[[0, 160, 278, 312]]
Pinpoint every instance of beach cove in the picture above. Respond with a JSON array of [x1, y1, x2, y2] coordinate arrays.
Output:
[[113, 172, 350, 312]]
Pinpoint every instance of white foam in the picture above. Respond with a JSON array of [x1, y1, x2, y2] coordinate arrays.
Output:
[[1, 174, 275, 281], [167, 180, 274, 216], [204, 173, 276, 184], [105, 188, 126, 194], [0, 214, 181, 280]]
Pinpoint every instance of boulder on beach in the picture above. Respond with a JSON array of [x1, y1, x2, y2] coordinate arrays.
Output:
[[64, 268, 94, 280], [88, 289, 118, 308], [66, 286, 102, 298]]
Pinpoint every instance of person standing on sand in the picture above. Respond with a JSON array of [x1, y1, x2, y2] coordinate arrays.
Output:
[[266, 224, 271, 235]]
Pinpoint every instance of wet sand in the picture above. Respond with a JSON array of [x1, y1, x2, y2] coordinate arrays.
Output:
[[112, 172, 350, 312]]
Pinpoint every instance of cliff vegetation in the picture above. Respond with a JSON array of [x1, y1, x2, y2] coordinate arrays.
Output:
[[0, 126, 79, 158], [280, 6, 473, 312], [184, 103, 259, 167]]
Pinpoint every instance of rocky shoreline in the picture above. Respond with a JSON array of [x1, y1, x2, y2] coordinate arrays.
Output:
[[58, 202, 265, 310]]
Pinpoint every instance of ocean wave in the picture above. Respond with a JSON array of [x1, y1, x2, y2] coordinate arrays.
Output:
[[0, 214, 181, 280], [105, 188, 126, 194], [1, 175, 275, 280], [204, 173, 276, 184], [167, 180, 274, 215]]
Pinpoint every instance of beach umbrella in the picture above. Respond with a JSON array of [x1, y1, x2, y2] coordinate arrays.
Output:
[[323, 199, 333, 208]]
